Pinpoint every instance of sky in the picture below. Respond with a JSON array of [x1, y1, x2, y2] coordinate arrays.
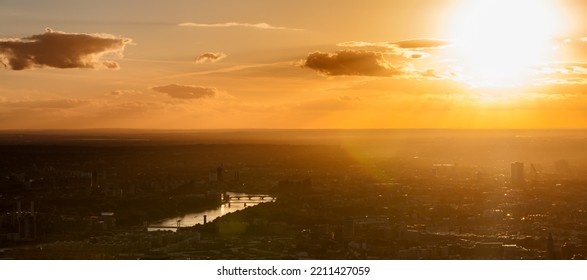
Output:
[[2, 0, 587, 129]]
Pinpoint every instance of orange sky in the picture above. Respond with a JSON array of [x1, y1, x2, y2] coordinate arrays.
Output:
[[2, 0, 587, 129]]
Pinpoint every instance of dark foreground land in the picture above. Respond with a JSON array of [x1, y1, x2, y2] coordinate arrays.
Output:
[[1, 129, 587, 259]]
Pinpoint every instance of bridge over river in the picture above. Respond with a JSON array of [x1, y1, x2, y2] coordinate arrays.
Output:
[[148, 192, 276, 231]]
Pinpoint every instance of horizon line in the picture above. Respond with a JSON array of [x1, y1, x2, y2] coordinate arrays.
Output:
[[1, 128, 587, 132]]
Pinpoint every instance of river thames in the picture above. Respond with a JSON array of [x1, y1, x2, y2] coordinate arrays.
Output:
[[148, 192, 275, 231]]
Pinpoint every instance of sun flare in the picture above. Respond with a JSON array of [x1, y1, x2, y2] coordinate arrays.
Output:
[[450, 0, 563, 87]]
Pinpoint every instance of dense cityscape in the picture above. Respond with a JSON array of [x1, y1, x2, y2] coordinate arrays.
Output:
[[1, 130, 587, 260]]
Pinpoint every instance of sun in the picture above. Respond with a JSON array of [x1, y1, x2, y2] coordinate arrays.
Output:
[[449, 0, 563, 87]]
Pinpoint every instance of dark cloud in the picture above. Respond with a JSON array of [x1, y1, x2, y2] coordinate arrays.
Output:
[[302, 50, 406, 76], [151, 84, 219, 99], [195, 52, 227, 63], [392, 39, 451, 49], [0, 28, 131, 70]]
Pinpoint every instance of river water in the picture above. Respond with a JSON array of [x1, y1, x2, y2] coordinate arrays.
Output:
[[148, 192, 275, 231]]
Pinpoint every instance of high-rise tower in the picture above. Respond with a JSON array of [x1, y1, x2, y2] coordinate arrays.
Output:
[[510, 162, 525, 185]]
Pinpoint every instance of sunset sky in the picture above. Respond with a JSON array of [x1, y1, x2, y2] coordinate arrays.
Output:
[[2, 0, 587, 129]]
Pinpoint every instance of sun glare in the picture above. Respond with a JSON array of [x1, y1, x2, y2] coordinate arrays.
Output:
[[450, 0, 563, 87]]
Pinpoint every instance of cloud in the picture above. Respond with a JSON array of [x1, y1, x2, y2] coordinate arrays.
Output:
[[337, 39, 451, 50], [195, 52, 227, 64], [110, 89, 142, 97], [0, 98, 89, 109], [562, 78, 587, 84], [302, 50, 408, 76], [179, 22, 301, 31], [337, 39, 451, 59], [532, 62, 587, 84], [0, 28, 132, 70], [151, 84, 219, 99], [162, 61, 291, 79], [392, 39, 451, 50], [545, 62, 587, 74], [524, 82, 587, 100], [418, 69, 448, 79], [336, 41, 395, 49]]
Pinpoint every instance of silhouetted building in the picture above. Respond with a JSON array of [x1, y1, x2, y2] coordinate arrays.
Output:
[[510, 162, 525, 185], [217, 166, 224, 182], [209, 166, 224, 183]]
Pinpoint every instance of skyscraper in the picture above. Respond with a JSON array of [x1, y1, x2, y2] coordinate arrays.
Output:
[[511, 162, 525, 185]]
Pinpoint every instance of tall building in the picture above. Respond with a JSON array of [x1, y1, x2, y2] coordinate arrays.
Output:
[[547, 233, 556, 259], [216, 166, 224, 182], [510, 162, 525, 185], [209, 165, 224, 183]]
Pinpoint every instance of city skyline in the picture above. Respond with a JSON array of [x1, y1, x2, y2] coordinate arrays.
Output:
[[3, 0, 587, 129]]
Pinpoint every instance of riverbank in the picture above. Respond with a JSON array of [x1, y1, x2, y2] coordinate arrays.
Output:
[[0, 194, 221, 248]]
